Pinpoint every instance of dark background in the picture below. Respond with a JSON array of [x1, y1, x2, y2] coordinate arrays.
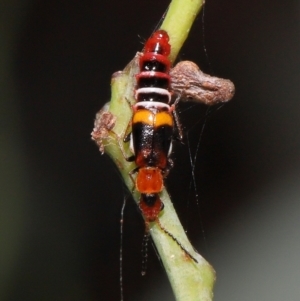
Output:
[[1, 0, 300, 300]]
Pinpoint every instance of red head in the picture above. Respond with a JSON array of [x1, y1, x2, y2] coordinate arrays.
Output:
[[143, 30, 171, 56]]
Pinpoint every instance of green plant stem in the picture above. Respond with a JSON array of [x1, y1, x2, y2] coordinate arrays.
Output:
[[101, 0, 216, 300], [161, 0, 204, 62]]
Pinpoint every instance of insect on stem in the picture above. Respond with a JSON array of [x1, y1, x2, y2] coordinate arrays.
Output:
[[92, 13, 234, 299]]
